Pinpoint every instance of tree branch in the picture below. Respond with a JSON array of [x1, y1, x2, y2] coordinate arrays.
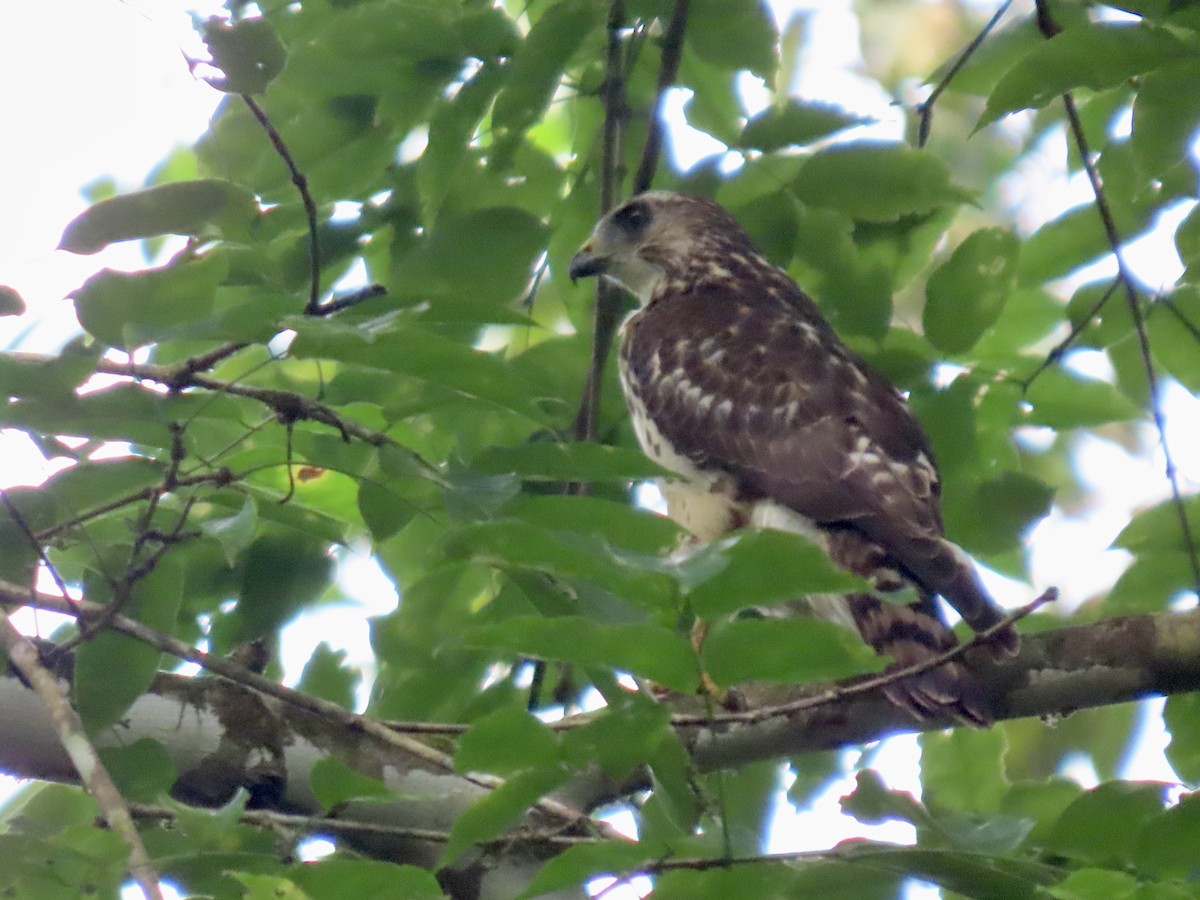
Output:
[[0, 616, 164, 900]]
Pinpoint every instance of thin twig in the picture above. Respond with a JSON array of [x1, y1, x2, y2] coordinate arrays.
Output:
[[1034, 0, 1200, 601], [1021, 276, 1120, 390], [631, 0, 691, 195], [0, 487, 80, 617], [0, 615, 165, 900], [572, 0, 629, 452], [915, 0, 1013, 147], [33, 470, 237, 545], [671, 589, 1056, 727], [241, 94, 322, 315], [572, 0, 691, 449]]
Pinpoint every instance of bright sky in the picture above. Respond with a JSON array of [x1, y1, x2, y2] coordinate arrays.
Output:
[[1, 2, 1195, 897]]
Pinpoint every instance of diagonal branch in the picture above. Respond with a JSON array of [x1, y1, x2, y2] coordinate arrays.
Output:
[[0, 615, 164, 900], [1032, 0, 1200, 602], [241, 94, 322, 316]]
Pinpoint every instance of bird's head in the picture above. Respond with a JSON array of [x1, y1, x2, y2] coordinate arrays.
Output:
[[568, 191, 752, 305]]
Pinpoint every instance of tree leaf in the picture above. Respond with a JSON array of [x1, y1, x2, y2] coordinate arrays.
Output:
[[439, 765, 569, 867], [1043, 782, 1167, 866], [686, 0, 778, 80], [198, 16, 287, 94], [199, 496, 259, 568], [739, 101, 872, 151], [310, 758, 390, 811], [464, 615, 697, 693], [59, 180, 257, 254], [1022, 369, 1141, 429], [471, 441, 666, 482], [288, 858, 446, 900], [521, 841, 654, 899], [980, 22, 1190, 128], [1134, 790, 1200, 879], [0, 285, 26, 316], [1113, 494, 1200, 553], [924, 228, 1020, 354], [455, 706, 560, 776], [489, 0, 600, 167], [685, 530, 867, 618], [74, 556, 184, 734], [296, 643, 360, 711], [793, 143, 973, 222], [71, 253, 228, 350], [702, 616, 878, 685]]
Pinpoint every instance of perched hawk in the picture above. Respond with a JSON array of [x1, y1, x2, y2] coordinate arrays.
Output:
[[569, 191, 1018, 724]]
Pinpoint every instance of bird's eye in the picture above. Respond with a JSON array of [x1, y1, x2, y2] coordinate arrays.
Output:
[[612, 200, 651, 235]]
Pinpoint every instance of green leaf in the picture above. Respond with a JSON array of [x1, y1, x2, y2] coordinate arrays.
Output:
[[504, 495, 681, 555], [559, 693, 670, 778], [392, 207, 548, 307], [443, 518, 674, 611], [1044, 782, 1167, 866], [1113, 494, 1200, 553], [924, 228, 1019, 354], [74, 557, 184, 734], [289, 858, 446, 900], [702, 616, 878, 685], [1134, 790, 1200, 878], [1103, 551, 1196, 614], [521, 841, 654, 899], [97, 739, 177, 804], [1132, 61, 1200, 177], [288, 319, 550, 424], [71, 253, 228, 350], [296, 643, 360, 711], [59, 179, 257, 254], [198, 16, 287, 94], [464, 616, 697, 693], [685, 530, 867, 618], [686, 0, 778, 80], [310, 757, 391, 811], [1045, 869, 1139, 900], [1148, 290, 1200, 394], [920, 728, 1008, 815], [739, 101, 872, 151], [230, 534, 335, 643], [944, 472, 1054, 556], [793, 143, 973, 222], [1164, 693, 1200, 784], [472, 441, 665, 482], [489, 0, 600, 166], [1022, 369, 1141, 429], [980, 22, 1190, 127], [199, 496, 259, 567], [0, 285, 26, 316], [455, 706, 559, 776], [439, 765, 569, 866], [841, 770, 929, 828]]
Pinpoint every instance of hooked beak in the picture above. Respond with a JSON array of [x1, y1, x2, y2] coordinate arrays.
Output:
[[568, 240, 608, 283]]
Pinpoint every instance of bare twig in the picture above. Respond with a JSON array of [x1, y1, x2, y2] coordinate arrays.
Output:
[[1021, 276, 1120, 390], [631, 0, 691, 195], [915, 0, 1013, 147], [1033, 0, 1200, 601], [0, 487, 80, 617], [0, 616, 164, 900], [572, 0, 691, 448], [33, 470, 237, 545], [572, 0, 629, 450], [671, 589, 1056, 727], [241, 94, 322, 315]]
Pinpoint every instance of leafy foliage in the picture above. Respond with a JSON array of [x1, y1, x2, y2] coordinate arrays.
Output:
[[2, 0, 1199, 897]]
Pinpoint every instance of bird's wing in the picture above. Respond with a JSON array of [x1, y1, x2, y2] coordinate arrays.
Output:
[[621, 281, 1015, 649]]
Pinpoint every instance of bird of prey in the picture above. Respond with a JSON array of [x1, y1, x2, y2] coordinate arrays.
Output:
[[569, 191, 1019, 724]]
